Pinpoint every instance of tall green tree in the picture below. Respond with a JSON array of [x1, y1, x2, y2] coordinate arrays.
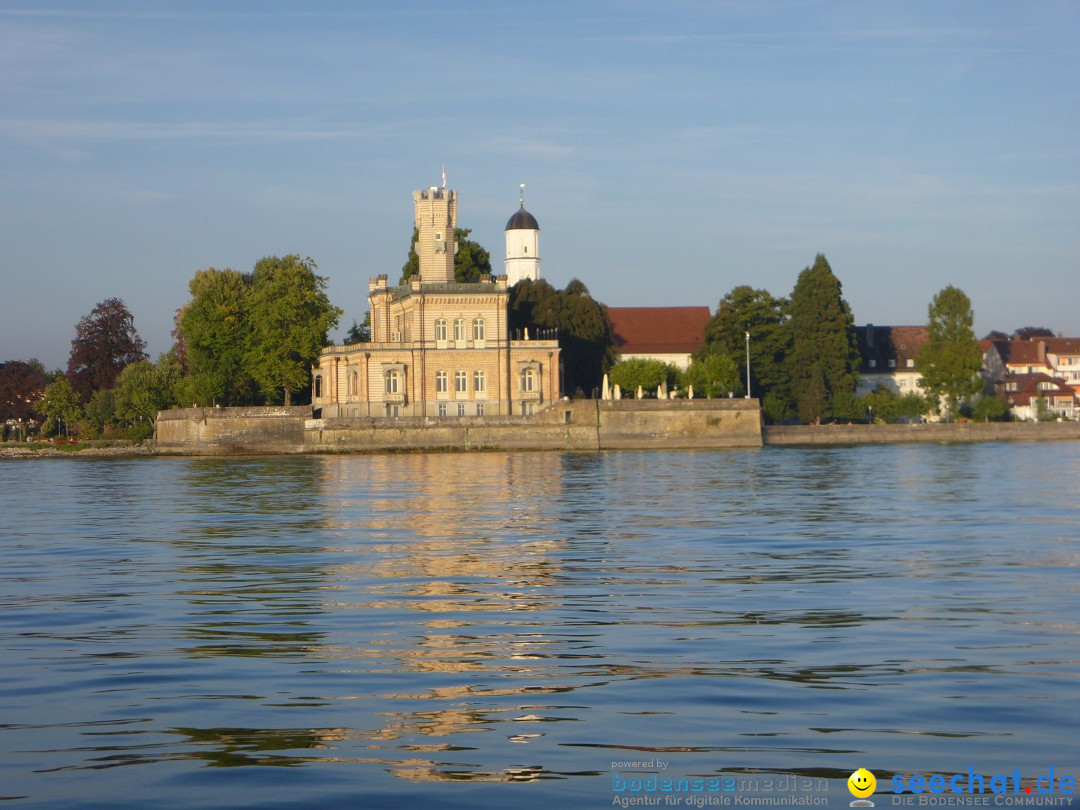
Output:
[[508, 278, 617, 396], [246, 255, 342, 405], [917, 285, 983, 420], [697, 286, 791, 420], [35, 376, 81, 436], [786, 254, 859, 423], [177, 268, 256, 405], [66, 298, 148, 402], [112, 356, 184, 427], [83, 388, 117, 437], [400, 227, 492, 284]]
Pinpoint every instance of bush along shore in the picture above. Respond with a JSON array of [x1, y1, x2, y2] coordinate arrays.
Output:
[[0, 440, 154, 458]]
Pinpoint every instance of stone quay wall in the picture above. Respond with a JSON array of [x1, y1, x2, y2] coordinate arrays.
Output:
[[155, 406, 312, 454], [764, 421, 1080, 446], [154, 399, 763, 455]]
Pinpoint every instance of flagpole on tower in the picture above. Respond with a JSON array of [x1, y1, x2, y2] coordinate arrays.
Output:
[[441, 165, 446, 189]]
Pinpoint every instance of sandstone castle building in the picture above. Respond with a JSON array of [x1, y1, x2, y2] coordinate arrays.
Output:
[[312, 184, 560, 418]]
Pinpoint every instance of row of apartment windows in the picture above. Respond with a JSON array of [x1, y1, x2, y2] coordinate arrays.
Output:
[[386, 367, 536, 394], [434, 318, 485, 343], [318, 367, 539, 400], [436, 370, 486, 393], [437, 402, 485, 417], [401, 402, 532, 417]]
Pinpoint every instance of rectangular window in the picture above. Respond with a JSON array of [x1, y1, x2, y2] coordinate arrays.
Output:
[[454, 319, 466, 342], [888, 359, 896, 368], [436, 371, 448, 393], [476, 402, 485, 416], [906, 358, 914, 368], [438, 403, 446, 417], [868, 359, 876, 368], [457, 403, 466, 417]]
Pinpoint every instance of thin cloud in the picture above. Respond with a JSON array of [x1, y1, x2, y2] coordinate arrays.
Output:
[[0, 118, 398, 145]]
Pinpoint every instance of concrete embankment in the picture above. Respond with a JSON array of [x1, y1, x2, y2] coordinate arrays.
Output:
[[155, 399, 763, 455], [764, 421, 1080, 446]]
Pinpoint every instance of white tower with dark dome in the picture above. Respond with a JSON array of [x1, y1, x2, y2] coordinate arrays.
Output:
[[504, 184, 540, 286]]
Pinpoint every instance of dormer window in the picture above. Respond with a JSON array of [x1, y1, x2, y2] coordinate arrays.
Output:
[[888, 359, 896, 368], [869, 359, 877, 369]]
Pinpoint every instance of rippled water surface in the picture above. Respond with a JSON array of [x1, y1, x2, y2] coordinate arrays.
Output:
[[2, 444, 1079, 808]]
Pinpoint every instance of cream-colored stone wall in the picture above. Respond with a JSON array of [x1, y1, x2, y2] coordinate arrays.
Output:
[[314, 334, 561, 418], [413, 187, 457, 284], [156, 399, 765, 454]]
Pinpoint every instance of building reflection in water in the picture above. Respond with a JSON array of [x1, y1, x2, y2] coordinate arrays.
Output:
[[312, 452, 601, 781], [156, 451, 901, 786]]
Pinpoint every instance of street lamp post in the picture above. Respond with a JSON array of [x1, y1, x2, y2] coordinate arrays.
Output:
[[744, 331, 751, 399]]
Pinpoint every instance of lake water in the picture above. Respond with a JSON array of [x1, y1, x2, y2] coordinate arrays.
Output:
[[2, 444, 1078, 809]]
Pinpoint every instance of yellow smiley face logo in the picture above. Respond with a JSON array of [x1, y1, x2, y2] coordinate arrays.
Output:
[[848, 768, 876, 798]]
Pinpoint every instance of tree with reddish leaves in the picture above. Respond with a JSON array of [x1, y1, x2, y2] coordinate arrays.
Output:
[[66, 298, 148, 402], [0, 361, 49, 421]]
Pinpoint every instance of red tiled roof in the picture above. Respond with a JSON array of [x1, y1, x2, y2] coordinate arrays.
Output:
[[607, 306, 711, 356], [994, 337, 1080, 367], [1002, 372, 1077, 407]]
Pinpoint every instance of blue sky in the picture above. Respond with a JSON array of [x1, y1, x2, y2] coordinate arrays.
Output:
[[2, 0, 1078, 369]]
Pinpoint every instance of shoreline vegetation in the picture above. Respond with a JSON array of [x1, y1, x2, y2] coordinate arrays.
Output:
[[0, 441, 153, 459]]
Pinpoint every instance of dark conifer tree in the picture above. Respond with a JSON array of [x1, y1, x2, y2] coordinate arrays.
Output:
[[785, 255, 859, 423]]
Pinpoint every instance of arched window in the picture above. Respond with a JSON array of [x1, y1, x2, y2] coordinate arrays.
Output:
[[472, 318, 485, 342], [385, 369, 400, 395], [436, 370, 448, 393], [473, 370, 486, 393], [435, 318, 447, 342], [455, 370, 467, 393], [520, 367, 535, 392], [454, 318, 466, 342], [349, 371, 358, 396], [314, 375, 323, 399]]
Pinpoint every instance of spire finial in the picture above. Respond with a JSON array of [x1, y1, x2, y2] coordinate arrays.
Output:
[[519, 182, 525, 207]]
